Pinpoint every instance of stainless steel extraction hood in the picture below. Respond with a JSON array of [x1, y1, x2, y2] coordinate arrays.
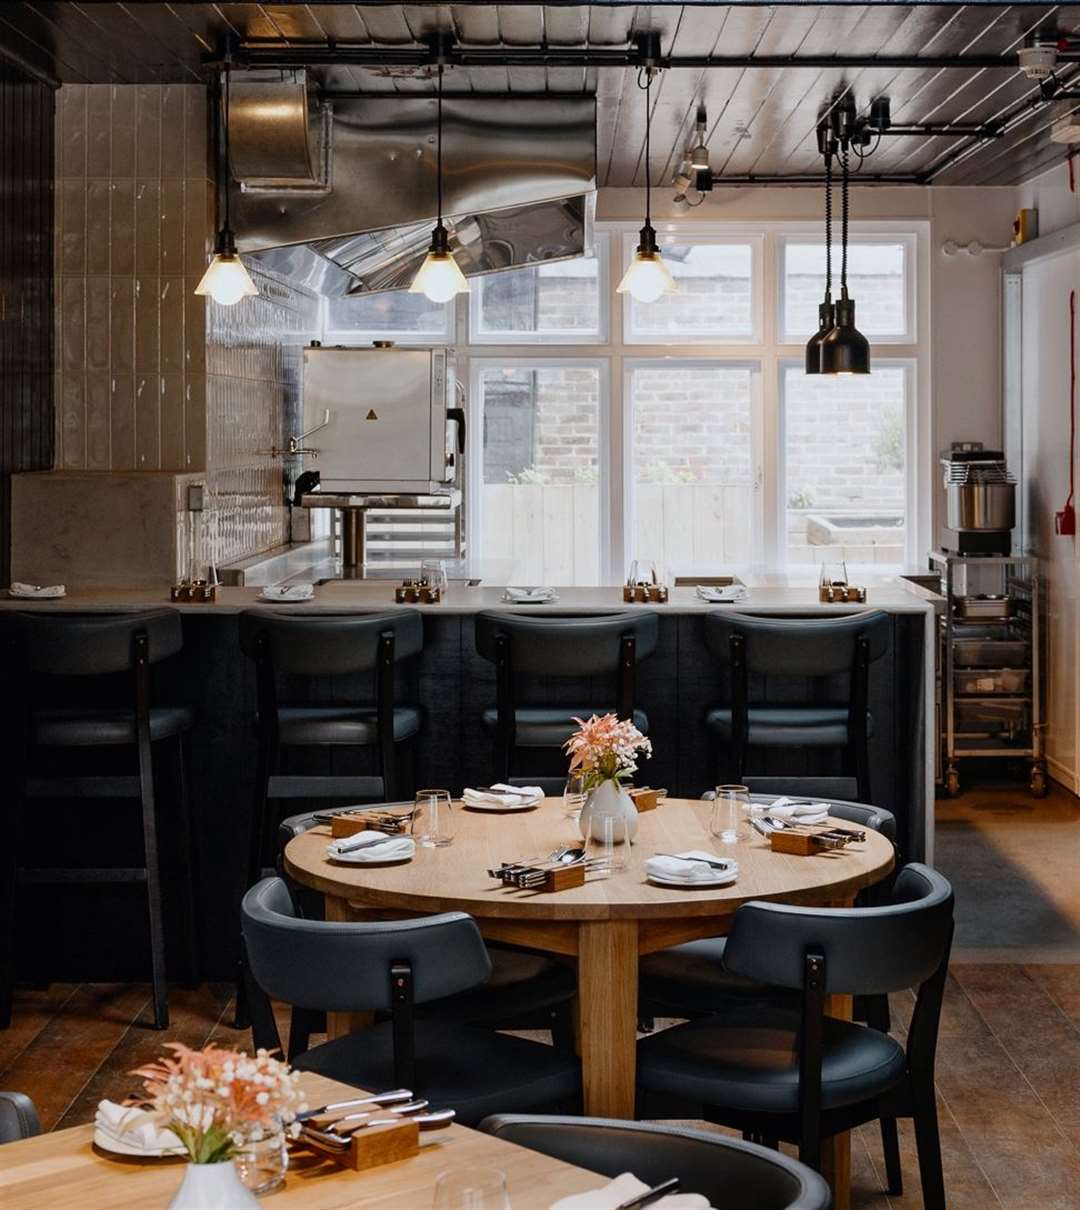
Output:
[[230, 85, 597, 295]]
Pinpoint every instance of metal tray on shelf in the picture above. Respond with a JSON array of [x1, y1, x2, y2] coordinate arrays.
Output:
[[954, 667, 1031, 696], [954, 594, 1013, 621], [953, 638, 1029, 667]]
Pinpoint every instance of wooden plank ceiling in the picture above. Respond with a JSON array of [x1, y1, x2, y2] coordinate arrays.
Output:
[[4, 3, 1080, 185]]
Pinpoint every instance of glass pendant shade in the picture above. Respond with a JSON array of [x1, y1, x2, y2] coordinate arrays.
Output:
[[409, 225, 470, 303], [617, 225, 677, 304], [194, 230, 257, 307], [804, 299, 835, 375], [820, 293, 870, 375]]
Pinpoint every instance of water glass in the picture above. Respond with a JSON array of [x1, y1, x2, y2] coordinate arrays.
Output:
[[420, 559, 449, 594], [432, 1166, 511, 1210], [586, 812, 631, 874], [710, 784, 750, 845], [563, 771, 587, 819], [412, 789, 454, 848], [234, 1130, 288, 1196]]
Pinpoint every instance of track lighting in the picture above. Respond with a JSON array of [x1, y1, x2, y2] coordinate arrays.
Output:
[[820, 141, 870, 375], [672, 105, 713, 207], [805, 122, 835, 375]]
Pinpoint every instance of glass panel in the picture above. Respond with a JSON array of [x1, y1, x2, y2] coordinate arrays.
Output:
[[474, 255, 601, 339], [628, 364, 755, 575], [782, 241, 907, 339], [783, 364, 908, 567], [478, 364, 602, 584], [324, 290, 451, 340], [628, 243, 754, 340]]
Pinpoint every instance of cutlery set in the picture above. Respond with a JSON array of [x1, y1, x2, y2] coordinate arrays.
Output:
[[294, 1088, 456, 1170], [314, 804, 416, 836], [752, 815, 867, 855], [488, 846, 606, 891]]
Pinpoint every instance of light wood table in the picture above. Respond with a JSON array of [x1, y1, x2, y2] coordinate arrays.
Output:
[[285, 797, 895, 1210], [0, 1073, 605, 1209]]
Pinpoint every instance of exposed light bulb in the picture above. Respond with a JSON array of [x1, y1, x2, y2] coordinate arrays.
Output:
[[194, 251, 257, 306], [409, 223, 470, 303], [618, 249, 677, 303]]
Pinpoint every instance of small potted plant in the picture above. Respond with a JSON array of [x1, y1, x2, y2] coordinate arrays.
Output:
[[132, 1043, 305, 1208], [564, 712, 652, 842]]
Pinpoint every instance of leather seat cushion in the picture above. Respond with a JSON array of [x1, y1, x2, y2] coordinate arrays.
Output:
[[292, 1020, 581, 1127], [481, 707, 649, 748], [705, 707, 873, 747], [639, 937, 790, 1016], [423, 946, 576, 1026], [34, 705, 193, 747], [637, 1004, 906, 1114], [276, 705, 421, 746]]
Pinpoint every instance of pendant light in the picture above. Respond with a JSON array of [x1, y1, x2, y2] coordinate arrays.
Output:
[[409, 57, 470, 303], [617, 61, 677, 304], [820, 143, 870, 375], [805, 141, 834, 374], [195, 54, 257, 307]]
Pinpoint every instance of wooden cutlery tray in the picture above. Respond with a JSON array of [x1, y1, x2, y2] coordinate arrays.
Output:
[[299, 1118, 420, 1170]]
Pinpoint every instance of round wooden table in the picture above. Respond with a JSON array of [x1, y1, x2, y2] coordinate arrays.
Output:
[[285, 796, 894, 1210]]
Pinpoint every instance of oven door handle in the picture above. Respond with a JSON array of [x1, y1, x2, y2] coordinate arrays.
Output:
[[446, 407, 466, 454]]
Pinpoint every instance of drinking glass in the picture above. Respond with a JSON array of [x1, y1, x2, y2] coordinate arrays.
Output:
[[234, 1130, 288, 1196], [628, 559, 657, 586], [586, 812, 631, 874], [710, 784, 750, 845], [412, 789, 454, 848], [432, 1167, 511, 1210], [563, 771, 587, 819], [420, 559, 449, 594]]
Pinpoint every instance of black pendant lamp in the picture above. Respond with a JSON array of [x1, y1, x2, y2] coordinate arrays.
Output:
[[805, 144, 834, 374], [820, 144, 870, 375]]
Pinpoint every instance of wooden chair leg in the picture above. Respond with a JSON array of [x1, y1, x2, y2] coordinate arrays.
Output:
[[913, 1094, 946, 1210], [241, 937, 283, 1056], [174, 734, 200, 988], [138, 739, 169, 1031], [286, 1006, 324, 1062], [880, 1116, 903, 1195]]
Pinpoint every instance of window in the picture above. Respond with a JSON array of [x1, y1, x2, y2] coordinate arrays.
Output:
[[782, 361, 912, 568], [624, 237, 759, 344], [627, 362, 759, 572], [323, 290, 453, 344], [779, 237, 913, 343], [470, 237, 606, 344], [473, 360, 606, 584]]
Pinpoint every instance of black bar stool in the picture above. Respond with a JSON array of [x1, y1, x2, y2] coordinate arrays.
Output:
[[474, 611, 659, 784], [0, 609, 196, 1031], [703, 611, 891, 802], [237, 609, 424, 893]]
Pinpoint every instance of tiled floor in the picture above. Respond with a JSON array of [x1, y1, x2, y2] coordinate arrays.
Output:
[[2, 781, 1077, 1208]]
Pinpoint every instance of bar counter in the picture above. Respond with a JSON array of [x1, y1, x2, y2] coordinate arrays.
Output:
[[1, 578, 934, 981]]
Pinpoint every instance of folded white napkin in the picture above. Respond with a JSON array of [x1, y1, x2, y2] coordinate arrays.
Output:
[[503, 586, 558, 603], [327, 829, 416, 860], [94, 1101, 182, 1153], [259, 582, 314, 602], [695, 584, 747, 603], [462, 783, 543, 807], [550, 1173, 712, 1210], [9, 582, 65, 598], [643, 851, 737, 884], [767, 797, 830, 825]]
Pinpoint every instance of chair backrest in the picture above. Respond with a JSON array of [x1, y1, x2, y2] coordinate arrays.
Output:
[[474, 611, 658, 676], [5, 610, 182, 676], [241, 877, 491, 1012], [479, 1116, 831, 1210], [238, 609, 423, 677], [0, 1092, 41, 1144], [723, 863, 952, 996], [704, 610, 891, 677]]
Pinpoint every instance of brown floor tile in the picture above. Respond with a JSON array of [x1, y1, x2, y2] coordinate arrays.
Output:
[[0, 985, 77, 1073], [1025, 965, 1080, 1029], [965, 1130, 1080, 1209]]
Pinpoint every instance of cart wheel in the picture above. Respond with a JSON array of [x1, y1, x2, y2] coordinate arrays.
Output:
[[945, 766, 961, 798], [1030, 763, 1048, 798]]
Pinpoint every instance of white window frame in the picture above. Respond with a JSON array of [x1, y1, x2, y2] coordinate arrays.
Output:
[[467, 356, 613, 582], [319, 292, 455, 347], [467, 234, 610, 346], [776, 355, 920, 572], [776, 231, 917, 345], [620, 229, 764, 346], [622, 357, 765, 577]]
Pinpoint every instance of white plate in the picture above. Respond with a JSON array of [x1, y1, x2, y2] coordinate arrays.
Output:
[[257, 591, 314, 604], [93, 1129, 185, 1159], [326, 848, 415, 866], [462, 795, 542, 813], [646, 866, 739, 889]]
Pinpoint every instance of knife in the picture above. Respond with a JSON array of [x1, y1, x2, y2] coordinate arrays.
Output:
[[297, 1088, 414, 1122], [317, 1100, 429, 1131], [615, 1177, 681, 1209]]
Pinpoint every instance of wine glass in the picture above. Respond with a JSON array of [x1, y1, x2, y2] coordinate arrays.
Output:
[[412, 789, 454, 848], [432, 1167, 511, 1210], [563, 771, 587, 819], [710, 784, 750, 845]]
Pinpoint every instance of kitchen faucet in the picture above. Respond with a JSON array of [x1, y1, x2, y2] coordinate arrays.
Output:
[[269, 408, 331, 458]]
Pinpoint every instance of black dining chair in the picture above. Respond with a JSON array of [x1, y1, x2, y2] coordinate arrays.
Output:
[[0, 1091, 40, 1143], [269, 809, 577, 1060], [479, 1116, 831, 1210], [704, 611, 891, 802], [241, 877, 581, 1127], [474, 611, 658, 784], [636, 863, 954, 1210], [0, 609, 196, 1031]]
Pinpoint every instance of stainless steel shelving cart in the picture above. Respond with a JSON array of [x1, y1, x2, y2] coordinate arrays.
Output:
[[929, 551, 1046, 797]]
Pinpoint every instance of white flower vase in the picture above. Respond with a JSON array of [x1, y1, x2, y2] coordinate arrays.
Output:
[[578, 778, 638, 842], [167, 1160, 261, 1209]]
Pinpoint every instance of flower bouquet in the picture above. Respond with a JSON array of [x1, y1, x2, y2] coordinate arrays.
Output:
[[564, 713, 652, 841]]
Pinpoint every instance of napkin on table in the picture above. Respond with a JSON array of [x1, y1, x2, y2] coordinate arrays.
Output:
[[462, 783, 543, 808], [503, 586, 558, 603], [695, 584, 747, 603], [550, 1172, 713, 1210], [766, 797, 830, 825], [9, 582, 65, 599], [94, 1101, 183, 1154], [259, 582, 314, 602], [643, 851, 737, 885], [327, 829, 416, 861]]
